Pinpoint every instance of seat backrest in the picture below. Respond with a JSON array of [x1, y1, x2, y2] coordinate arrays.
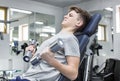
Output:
[[58, 13, 101, 81], [76, 13, 101, 55]]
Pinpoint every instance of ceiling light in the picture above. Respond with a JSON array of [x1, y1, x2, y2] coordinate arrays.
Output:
[[39, 33, 48, 37], [105, 7, 113, 11], [41, 28, 55, 33], [35, 21, 44, 25], [10, 8, 32, 14]]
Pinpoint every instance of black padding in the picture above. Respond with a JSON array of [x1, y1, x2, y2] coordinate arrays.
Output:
[[58, 75, 70, 81], [83, 14, 101, 36], [114, 59, 120, 81], [76, 35, 89, 55]]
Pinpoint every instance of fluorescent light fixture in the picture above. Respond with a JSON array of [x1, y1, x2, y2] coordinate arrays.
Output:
[[39, 33, 48, 37], [105, 7, 113, 11], [35, 21, 44, 25], [44, 26, 52, 29], [10, 8, 32, 14], [41, 28, 55, 33], [51, 33, 55, 36], [41, 26, 55, 33]]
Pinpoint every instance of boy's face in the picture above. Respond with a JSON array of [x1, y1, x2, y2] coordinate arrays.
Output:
[[62, 10, 82, 29]]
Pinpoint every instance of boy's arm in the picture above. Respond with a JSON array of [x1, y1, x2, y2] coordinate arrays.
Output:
[[41, 47, 80, 80]]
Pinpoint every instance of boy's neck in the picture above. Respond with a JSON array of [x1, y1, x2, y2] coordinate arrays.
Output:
[[61, 26, 75, 34]]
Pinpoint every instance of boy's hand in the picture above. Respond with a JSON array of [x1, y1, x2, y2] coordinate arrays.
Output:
[[26, 45, 36, 55], [40, 47, 55, 65]]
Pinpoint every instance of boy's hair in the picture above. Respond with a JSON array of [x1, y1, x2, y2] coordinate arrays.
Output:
[[69, 6, 91, 32]]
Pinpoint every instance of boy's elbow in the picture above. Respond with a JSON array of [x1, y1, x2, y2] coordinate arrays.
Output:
[[70, 72, 78, 80]]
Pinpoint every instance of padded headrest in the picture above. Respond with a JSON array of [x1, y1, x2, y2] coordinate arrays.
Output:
[[83, 13, 101, 36]]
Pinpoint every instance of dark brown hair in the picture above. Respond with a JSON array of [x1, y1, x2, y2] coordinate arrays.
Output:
[[69, 6, 91, 32]]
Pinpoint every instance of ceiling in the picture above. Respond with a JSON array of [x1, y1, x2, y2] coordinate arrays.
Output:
[[30, 0, 90, 7], [7, 0, 92, 21], [10, 0, 91, 20]]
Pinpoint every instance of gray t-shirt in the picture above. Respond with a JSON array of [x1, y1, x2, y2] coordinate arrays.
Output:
[[21, 31, 80, 81]]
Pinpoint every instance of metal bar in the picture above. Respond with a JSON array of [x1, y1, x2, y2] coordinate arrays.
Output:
[[0, 20, 18, 24], [83, 50, 93, 81]]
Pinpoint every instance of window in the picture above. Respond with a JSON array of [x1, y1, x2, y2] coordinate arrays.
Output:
[[97, 24, 106, 41], [116, 5, 120, 33], [0, 7, 7, 33], [19, 24, 28, 41]]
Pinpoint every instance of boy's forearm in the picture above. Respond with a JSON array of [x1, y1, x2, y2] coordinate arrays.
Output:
[[49, 58, 78, 80]]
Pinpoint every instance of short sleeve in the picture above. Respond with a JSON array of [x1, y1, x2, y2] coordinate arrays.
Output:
[[63, 36, 80, 57]]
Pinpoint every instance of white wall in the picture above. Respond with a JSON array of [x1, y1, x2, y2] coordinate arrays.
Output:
[[0, 34, 10, 58], [0, 34, 10, 70]]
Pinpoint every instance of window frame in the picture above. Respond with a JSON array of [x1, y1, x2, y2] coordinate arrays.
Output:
[[0, 6, 7, 33], [97, 24, 106, 41]]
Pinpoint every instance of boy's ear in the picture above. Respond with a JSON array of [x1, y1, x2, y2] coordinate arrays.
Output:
[[76, 20, 83, 28]]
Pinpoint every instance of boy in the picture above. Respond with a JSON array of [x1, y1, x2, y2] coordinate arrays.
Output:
[[11, 6, 91, 81]]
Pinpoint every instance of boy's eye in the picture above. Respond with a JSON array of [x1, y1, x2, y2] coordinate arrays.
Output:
[[69, 13, 73, 17]]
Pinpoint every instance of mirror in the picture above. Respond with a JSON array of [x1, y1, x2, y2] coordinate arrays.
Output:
[[29, 12, 55, 44], [9, 8, 55, 44], [9, 8, 56, 56]]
